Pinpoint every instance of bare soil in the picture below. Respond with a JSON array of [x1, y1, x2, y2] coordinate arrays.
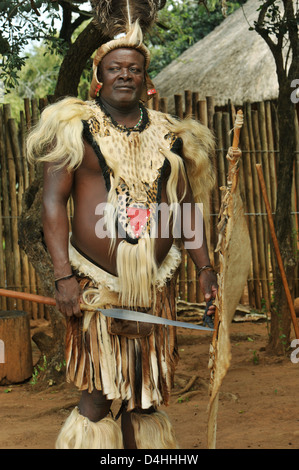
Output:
[[1, 319, 299, 450]]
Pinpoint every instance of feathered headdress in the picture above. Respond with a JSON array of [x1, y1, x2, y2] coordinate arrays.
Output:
[[89, 0, 166, 100], [91, 0, 166, 38]]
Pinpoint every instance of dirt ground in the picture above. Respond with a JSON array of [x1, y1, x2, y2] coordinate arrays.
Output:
[[1, 318, 299, 450]]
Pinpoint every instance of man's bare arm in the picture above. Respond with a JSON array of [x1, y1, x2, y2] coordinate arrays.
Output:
[[42, 162, 81, 317], [178, 174, 218, 314]]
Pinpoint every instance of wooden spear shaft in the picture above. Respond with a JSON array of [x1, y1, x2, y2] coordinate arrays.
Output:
[[212, 109, 244, 344], [0, 288, 94, 312], [0, 288, 56, 306], [228, 109, 243, 191], [231, 109, 243, 149], [256, 163, 299, 340]]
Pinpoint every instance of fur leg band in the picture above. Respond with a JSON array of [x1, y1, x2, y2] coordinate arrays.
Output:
[[55, 407, 123, 449], [130, 409, 179, 449]]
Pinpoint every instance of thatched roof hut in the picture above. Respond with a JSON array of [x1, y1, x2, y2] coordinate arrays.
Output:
[[153, 0, 279, 111]]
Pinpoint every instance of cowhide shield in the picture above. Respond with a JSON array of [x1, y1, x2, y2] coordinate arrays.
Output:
[[207, 161, 252, 449]]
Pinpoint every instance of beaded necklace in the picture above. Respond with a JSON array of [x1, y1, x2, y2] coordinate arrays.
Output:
[[96, 97, 145, 136], [113, 106, 143, 134]]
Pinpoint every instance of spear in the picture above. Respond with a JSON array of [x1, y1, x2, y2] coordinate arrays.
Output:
[[256, 163, 299, 340], [0, 288, 56, 307], [208, 108, 251, 449], [0, 288, 93, 312], [211, 109, 244, 346]]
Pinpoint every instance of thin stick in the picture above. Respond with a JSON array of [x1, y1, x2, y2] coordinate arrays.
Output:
[[212, 109, 244, 345], [228, 109, 243, 193], [256, 163, 299, 340], [232, 109, 243, 150], [172, 374, 199, 396], [0, 288, 94, 312]]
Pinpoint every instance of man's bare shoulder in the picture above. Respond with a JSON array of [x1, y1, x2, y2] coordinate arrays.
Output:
[[77, 139, 103, 173]]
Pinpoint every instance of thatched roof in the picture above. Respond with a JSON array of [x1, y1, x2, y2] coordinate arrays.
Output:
[[153, 0, 279, 111]]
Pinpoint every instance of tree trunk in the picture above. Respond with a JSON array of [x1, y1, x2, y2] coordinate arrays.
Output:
[[54, 19, 108, 100], [254, 0, 299, 355], [18, 173, 66, 385], [0, 310, 33, 384], [267, 79, 297, 354]]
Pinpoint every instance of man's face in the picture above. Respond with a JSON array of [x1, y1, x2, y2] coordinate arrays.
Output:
[[98, 48, 145, 108]]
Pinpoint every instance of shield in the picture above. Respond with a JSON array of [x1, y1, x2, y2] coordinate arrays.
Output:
[[207, 110, 252, 449]]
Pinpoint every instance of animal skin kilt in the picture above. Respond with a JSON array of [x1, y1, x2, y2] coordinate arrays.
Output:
[[66, 241, 181, 411]]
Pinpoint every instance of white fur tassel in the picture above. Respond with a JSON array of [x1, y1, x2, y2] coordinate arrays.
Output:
[[55, 407, 123, 449]]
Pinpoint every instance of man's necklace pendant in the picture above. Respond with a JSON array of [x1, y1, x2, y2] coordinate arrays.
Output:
[[116, 107, 143, 136]]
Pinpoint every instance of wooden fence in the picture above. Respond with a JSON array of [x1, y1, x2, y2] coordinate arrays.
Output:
[[0, 92, 298, 319], [0, 98, 50, 320], [152, 92, 299, 311]]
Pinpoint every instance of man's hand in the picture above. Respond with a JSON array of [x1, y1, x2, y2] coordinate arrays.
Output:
[[55, 277, 82, 317], [199, 269, 218, 316]]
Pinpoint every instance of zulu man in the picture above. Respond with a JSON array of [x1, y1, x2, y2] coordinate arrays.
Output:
[[27, 21, 217, 449]]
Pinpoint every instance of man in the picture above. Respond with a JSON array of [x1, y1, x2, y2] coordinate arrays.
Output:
[[27, 22, 217, 449]]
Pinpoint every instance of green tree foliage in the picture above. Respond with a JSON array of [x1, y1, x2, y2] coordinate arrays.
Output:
[[3, 43, 62, 118], [0, 0, 93, 90], [147, 0, 243, 78], [3, 18, 92, 119], [0, 0, 62, 88]]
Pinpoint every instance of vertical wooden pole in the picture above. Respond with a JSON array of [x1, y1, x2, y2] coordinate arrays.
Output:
[[184, 90, 192, 118], [241, 112, 261, 308], [174, 95, 186, 301], [206, 96, 217, 273], [250, 109, 270, 309], [195, 98, 208, 303], [0, 109, 14, 310], [257, 101, 273, 284], [184, 91, 195, 302], [159, 97, 168, 114], [153, 91, 160, 111], [31, 99, 45, 319], [3, 105, 22, 310], [206, 96, 215, 131], [212, 111, 222, 274], [214, 112, 226, 188], [8, 118, 31, 313], [19, 109, 34, 318], [24, 98, 38, 319], [294, 112, 299, 297], [0, 108, 7, 311], [265, 101, 277, 209], [256, 164, 299, 339], [197, 100, 208, 126]]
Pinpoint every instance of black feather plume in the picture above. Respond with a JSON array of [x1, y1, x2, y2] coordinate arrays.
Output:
[[91, 0, 167, 38]]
